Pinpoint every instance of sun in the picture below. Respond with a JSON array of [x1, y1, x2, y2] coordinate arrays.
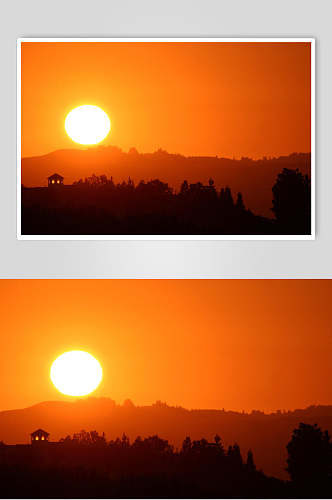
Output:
[[50, 350, 103, 396], [65, 105, 111, 145]]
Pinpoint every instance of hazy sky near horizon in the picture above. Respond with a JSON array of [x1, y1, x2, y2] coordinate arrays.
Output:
[[21, 41, 311, 159], [0, 280, 330, 413]]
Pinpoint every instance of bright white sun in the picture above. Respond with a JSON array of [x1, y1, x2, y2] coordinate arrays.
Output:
[[65, 105, 111, 145], [50, 350, 103, 396]]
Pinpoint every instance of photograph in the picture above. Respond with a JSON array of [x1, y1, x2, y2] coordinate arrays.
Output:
[[0, 279, 331, 498], [18, 38, 314, 240]]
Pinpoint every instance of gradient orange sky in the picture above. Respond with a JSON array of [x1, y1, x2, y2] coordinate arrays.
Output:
[[0, 280, 330, 413], [21, 41, 311, 159]]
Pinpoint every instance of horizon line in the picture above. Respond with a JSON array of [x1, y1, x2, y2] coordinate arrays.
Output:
[[1, 397, 329, 416], [21, 147, 312, 162]]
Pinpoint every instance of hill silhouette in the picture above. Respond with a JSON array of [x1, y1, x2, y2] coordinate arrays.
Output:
[[0, 398, 330, 480], [21, 148, 310, 218]]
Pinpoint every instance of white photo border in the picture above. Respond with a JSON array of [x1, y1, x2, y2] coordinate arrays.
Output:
[[17, 37, 315, 241]]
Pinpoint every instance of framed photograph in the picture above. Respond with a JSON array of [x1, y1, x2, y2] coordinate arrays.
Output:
[[17, 38, 315, 240], [1, 279, 332, 499]]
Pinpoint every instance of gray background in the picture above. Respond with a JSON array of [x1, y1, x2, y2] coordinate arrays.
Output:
[[1, 0, 331, 278]]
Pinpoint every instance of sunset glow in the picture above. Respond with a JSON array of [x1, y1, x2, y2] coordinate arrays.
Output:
[[20, 41, 312, 236], [64, 105, 111, 145], [21, 42, 311, 159], [50, 350, 103, 396], [0, 280, 328, 412]]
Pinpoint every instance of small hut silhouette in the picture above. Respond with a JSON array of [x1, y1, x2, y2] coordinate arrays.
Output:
[[48, 173, 64, 187], [31, 429, 49, 444]]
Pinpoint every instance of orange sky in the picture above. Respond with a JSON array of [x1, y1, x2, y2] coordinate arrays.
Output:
[[0, 280, 330, 413], [21, 41, 311, 159]]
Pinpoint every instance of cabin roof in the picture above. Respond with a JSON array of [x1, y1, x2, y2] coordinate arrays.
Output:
[[47, 173, 64, 181], [31, 428, 49, 437]]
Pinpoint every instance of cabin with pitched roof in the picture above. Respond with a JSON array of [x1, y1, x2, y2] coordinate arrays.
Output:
[[31, 429, 50, 444], [48, 173, 64, 187]]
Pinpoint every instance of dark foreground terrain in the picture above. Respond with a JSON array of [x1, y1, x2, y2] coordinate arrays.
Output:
[[1, 425, 331, 498], [21, 167, 311, 236]]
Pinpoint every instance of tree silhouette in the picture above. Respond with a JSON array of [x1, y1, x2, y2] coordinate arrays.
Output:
[[61, 429, 107, 447], [236, 192, 245, 211], [223, 186, 234, 209], [180, 180, 189, 195], [121, 433, 130, 448], [181, 436, 192, 454], [123, 398, 135, 408], [232, 443, 243, 465], [286, 423, 332, 485], [214, 434, 221, 446], [227, 443, 243, 466], [246, 449, 256, 471], [272, 168, 311, 233]]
